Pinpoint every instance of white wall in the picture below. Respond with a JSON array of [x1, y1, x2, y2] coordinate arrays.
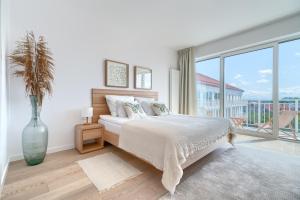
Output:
[[0, 0, 9, 191], [7, 0, 177, 160], [194, 13, 300, 58]]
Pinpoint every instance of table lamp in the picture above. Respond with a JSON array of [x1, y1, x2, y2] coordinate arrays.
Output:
[[81, 107, 93, 124]]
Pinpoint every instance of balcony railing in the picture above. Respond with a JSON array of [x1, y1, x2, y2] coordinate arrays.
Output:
[[197, 99, 300, 140]]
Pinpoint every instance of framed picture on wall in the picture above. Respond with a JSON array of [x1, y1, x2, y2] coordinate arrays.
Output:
[[134, 66, 152, 90], [105, 59, 129, 88]]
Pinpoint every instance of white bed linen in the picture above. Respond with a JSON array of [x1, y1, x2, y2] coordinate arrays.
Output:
[[99, 119, 123, 135], [99, 114, 232, 194], [99, 115, 131, 125], [99, 115, 130, 135], [118, 114, 232, 194]]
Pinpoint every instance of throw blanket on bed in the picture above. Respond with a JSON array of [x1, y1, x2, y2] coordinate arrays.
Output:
[[119, 114, 232, 194]]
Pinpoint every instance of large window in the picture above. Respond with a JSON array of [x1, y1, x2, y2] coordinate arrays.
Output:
[[195, 36, 300, 140], [195, 58, 220, 117], [224, 48, 273, 135]]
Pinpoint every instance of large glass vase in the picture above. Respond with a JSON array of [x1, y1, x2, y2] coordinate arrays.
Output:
[[22, 95, 48, 166]]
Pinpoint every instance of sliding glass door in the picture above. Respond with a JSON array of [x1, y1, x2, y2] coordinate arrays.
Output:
[[195, 58, 221, 117], [278, 39, 300, 140], [224, 48, 274, 136], [195, 36, 300, 140]]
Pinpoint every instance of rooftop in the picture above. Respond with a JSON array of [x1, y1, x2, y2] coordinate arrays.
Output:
[[196, 73, 244, 92]]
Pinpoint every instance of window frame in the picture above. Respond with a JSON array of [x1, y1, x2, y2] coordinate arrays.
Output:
[[195, 33, 300, 138]]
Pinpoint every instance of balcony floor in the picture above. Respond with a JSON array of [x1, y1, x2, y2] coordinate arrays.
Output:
[[234, 134, 300, 156], [233, 126, 300, 141]]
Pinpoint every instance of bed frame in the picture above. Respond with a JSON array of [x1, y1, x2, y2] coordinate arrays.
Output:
[[91, 88, 158, 146], [91, 88, 233, 171]]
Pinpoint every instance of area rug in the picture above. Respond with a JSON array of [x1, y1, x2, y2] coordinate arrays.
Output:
[[77, 152, 142, 192], [160, 145, 300, 200]]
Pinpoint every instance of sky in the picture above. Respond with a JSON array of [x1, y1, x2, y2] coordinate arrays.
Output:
[[196, 38, 300, 100]]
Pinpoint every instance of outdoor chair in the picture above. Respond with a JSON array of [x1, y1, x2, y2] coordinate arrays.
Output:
[[257, 110, 298, 139]]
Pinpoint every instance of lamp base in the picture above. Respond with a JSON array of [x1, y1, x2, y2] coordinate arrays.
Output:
[[82, 117, 91, 125]]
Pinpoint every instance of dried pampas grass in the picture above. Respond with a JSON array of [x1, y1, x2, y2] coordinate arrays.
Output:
[[9, 32, 54, 106]]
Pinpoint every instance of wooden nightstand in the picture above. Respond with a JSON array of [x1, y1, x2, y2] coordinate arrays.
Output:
[[75, 123, 104, 154]]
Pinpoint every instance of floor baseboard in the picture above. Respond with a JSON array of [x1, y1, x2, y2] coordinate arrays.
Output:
[[9, 144, 75, 162]]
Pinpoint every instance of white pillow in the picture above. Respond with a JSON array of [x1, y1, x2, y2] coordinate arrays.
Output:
[[152, 103, 170, 116], [134, 97, 155, 102], [123, 102, 147, 119], [139, 101, 156, 116], [135, 97, 156, 116], [105, 95, 134, 117]]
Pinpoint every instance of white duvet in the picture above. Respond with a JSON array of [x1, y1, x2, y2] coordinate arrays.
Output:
[[118, 114, 232, 194]]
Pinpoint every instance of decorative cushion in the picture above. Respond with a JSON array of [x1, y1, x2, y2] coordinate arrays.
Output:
[[152, 103, 170, 116], [123, 102, 147, 119], [116, 100, 128, 118], [105, 95, 134, 117]]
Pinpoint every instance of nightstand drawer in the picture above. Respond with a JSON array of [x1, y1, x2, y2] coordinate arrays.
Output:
[[75, 123, 104, 154], [82, 129, 101, 140]]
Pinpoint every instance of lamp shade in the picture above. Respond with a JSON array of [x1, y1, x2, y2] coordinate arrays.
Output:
[[81, 107, 93, 118]]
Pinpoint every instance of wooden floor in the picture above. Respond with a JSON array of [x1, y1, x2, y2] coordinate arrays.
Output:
[[1, 135, 300, 200]]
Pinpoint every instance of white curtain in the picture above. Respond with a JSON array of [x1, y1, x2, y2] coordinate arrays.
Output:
[[178, 47, 197, 115]]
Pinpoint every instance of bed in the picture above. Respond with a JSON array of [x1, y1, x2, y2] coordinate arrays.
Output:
[[91, 89, 233, 194]]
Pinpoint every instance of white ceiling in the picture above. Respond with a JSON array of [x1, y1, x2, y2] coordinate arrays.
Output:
[[10, 0, 300, 50], [97, 0, 300, 50]]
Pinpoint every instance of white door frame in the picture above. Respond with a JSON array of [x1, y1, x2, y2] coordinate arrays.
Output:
[[272, 42, 279, 138]]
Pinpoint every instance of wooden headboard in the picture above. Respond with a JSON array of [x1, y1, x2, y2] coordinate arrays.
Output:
[[91, 88, 158, 123]]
